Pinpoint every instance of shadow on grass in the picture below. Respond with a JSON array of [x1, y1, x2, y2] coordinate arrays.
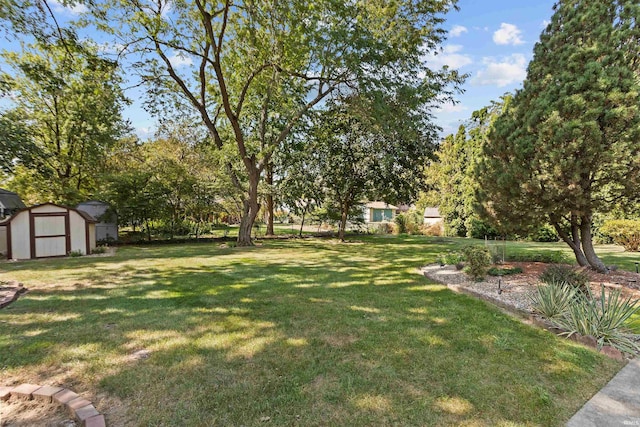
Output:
[[0, 236, 622, 426]]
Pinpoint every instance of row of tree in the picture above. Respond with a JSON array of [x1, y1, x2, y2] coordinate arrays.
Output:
[[1, 0, 463, 244]]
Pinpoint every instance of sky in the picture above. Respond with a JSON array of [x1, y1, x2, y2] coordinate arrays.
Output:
[[430, 0, 557, 136], [1, 0, 559, 140]]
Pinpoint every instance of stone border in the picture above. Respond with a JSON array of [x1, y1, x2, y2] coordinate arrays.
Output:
[[0, 283, 27, 309], [421, 267, 627, 361], [0, 384, 105, 426]]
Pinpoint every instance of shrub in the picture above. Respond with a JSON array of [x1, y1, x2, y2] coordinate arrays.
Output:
[[462, 246, 492, 281], [550, 285, 640, 355], [487, 266, 523, 276], [68, 250, 83, 257], [437, 251, 465, 267], [394, 214, 408, 234], [421, 221, 443, 237], [528, 224, 558, 242], [599, 219, 640, 251], [91, 246, 108, 255], [530, 282, 579, 320], [504, 251, 568, 264], [539, 265, 590, 295], [467, 218, 500, 239], [374, 222, 394, 235]]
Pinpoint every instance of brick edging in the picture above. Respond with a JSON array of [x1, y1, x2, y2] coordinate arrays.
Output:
[[0, 384, 105, 427], [0, 284, 27, 309]]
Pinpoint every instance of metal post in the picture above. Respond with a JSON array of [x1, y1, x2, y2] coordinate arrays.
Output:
[[498, 278, 502, 295]]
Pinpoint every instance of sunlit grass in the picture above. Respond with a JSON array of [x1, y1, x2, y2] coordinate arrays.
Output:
[[0, 235, 631, 425]]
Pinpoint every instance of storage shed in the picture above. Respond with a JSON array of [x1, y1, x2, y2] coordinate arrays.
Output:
[[0, 203, 97, 260], [77, 200, 118, 242], [0, 188, 26, 219]]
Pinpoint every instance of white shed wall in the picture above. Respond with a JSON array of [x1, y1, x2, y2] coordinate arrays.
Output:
[[10, 211, 30, 260], [0, 226, 6, 255], [70, 210, 88, 254], [89, 223, 96, 252]]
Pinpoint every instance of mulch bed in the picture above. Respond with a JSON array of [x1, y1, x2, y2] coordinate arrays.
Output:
[[422, 262, 640, 360]]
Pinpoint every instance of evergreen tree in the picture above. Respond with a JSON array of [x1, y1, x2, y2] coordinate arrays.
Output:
[[478, 0, 640, 272]]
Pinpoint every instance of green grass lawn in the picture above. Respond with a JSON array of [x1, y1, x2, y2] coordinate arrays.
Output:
[[0, 236, 631, 426]]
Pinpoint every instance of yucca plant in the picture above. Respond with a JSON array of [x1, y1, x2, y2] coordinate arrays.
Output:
[[551, 285, 640, 355], [530, 282, 579, 320]]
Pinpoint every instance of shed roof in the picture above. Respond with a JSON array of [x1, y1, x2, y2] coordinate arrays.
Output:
[[423, 207, 441, 218], [0, 202, 98, 225], [365, 201, 398, 210], [0, 188, 26, 210]]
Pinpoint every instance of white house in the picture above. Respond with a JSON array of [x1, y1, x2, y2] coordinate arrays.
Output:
[[363, 201, 398, 223], [0, 203, 97, 259]]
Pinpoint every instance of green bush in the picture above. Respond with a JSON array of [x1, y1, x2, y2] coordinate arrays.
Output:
[[467, 218, 500, 239], [528, 224, 558, 242], [68, 250, 83, 257], [394, 214, 408, 234], [374, 222, 394, 235], [504, 251, 568, 264], [530, 282, 579, 320], [487, 266, 523, 276], [599, 219, 640, 251], [551, 285, 640, 355], [539, 264, 590, 295], [437, 251, 465, 268], [462, 246, 492, 281], [91, 246, 108, 255]]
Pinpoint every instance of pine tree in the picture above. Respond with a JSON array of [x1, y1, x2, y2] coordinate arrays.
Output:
[[478, 0, 640, 272]]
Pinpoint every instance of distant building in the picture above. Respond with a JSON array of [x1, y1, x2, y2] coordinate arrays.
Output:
[[0, 188, 26, 219], [77, 200, 118, 242], [363, 201, 398, 223], [423, 207, 442, 225]]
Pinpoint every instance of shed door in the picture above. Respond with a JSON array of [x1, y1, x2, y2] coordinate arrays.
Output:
[[32, 213, 70, 258]]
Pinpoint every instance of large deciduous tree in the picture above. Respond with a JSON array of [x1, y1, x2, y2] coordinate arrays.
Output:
[[478, 0, 640, 272], [0, 37, 130, 204], [285, 91, 436, 241], [88, 0, 462, 246]]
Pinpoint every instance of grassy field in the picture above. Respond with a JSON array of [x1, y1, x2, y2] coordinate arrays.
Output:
[[0, 235, 633, 426]]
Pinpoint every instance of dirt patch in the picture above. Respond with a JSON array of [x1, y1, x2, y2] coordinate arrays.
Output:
[[0, 399, 77, 427]]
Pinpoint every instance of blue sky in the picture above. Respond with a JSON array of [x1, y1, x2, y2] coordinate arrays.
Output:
[[431, 0, 557, 136], [1, 0, 559, 140]]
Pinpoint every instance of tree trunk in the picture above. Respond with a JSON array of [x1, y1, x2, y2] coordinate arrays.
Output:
[[580, 215, 607, 273], [299, 206, 307, 237], [338, 203, 349, 242], [265, 163, 275, 236], [552, 220, 589, 266], [237, 170, 261, 246]]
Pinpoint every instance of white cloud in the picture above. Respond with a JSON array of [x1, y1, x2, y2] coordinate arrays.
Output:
[[436, 102, 468, 113], [471, 54, 528, 87], [161, 1, 173, 18], [424, 44, 473, 70], [449, 25, 468, 37], [168, 52, 193, 67], [49, 0, 87, 15], [493, 23, 524, 45]]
